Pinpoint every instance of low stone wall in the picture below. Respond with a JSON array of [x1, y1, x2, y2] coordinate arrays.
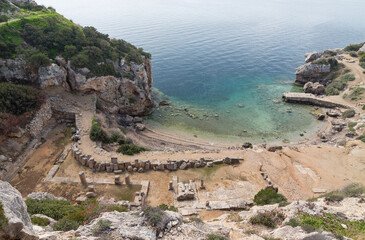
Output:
[[26, 100, 52, 138], [282, 92, 348, 108], [71, 145, 243, 174]]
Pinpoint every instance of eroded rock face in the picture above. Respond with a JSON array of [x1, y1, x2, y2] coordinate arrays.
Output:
[[295, 63, 331, 85], [38, 64, 67, 89], [303, 82, 325, 95], [1, 56, 154, 116], [0, 180, 38, 240]]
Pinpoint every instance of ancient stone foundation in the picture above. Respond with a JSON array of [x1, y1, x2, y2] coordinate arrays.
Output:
[[71, 145, 243, 174]]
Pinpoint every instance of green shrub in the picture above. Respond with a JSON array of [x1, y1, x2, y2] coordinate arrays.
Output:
[[357, 134, 365, 143], [157, 204, 178, 212], [363, 105, 365, 110], [0, 15, 9, 23], [320, 183, 365, 200], [122, 72, 134, 79], [348, 122, 357, 132], [31, 216, 50, 226], [92, 219, 111, 235], [144, 207, 163, 227], [206, 234, 227, 240], [25, 198, 80, 220], [349, 51, 358, 57], [53, 218, 80, 231], [360, 54, 365, 62], [360, 63, 365, 69], [116, 144, 147, 155], [190, 217, 202, 223], [253, 189, 287, 206], [286, 218, 300, 227], [342, 109, 355, 118], [326, 74, 355, 95], [27, 52, 51, 68], [0, 82, 43, 115], [325, 194, 344, 202], [89, 117, 109, 143], [0, 201, 8, 228], [344, 43, 363, 52], [298, 213, 365, 239], [348, 87, 365, 101], [249, 211, 285, 228], [109, 131, 125, 144]]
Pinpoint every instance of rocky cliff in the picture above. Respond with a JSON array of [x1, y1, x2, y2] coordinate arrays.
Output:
[[0, 0, 154, 116], [0, 56, 154, 116]]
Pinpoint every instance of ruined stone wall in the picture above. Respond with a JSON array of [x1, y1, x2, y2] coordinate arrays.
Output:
[[71, 145, 242, 174], [26, 100, 52, 138]]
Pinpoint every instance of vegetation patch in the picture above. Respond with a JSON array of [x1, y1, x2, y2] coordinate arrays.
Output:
[[144, 207, 164, 228], [116, 144, 147, 155], [348, 122, 357, 132], [89, 117, 109, 143], [311, 184, 365, 203], [342, 109, 356, 119], [92, 219, 112, 235], [326, 74, 355, 95], [31, 216, 50, 226], [158, 204, 178, 212], [344, 43, 363, 52], [26, 198, 127, 231], [189, 217, 203, 223], [297, 213, 365, 239], [0, 201, 8, 228], [357, 134, 365, 143], [206, 234, 227, 240], [249, 211, 285, 228], [253, 189, 287, 206], [348, 87, 365, 101]]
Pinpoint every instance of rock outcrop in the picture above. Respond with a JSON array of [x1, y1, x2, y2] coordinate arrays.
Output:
[[295, 63, 331, 85], [303, 82, 325, 95], [358, 43, 365, 53], [0, 180, 38, 240], [0, 56, 154, 116]]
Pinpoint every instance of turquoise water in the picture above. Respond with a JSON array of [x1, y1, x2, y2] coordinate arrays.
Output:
[[38, 0, 365, 142]]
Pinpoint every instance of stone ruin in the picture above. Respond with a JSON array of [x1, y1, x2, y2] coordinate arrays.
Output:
[[177, 182, 196, 201], [71, 145, 243, 174]]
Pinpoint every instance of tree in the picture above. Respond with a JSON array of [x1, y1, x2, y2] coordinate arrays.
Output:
[[28, 52, 51, 68], [63, 45, 77, 59]]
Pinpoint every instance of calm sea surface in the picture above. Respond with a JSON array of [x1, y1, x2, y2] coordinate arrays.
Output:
[[38, 0, 365, 143]]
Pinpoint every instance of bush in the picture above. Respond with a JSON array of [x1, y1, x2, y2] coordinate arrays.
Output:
[[0, 82, 43, 115], [298, 212, 365, 239], [116, 144, 147, 155], [92, 219, 111, 235], [189, 217, 203, 223], [348, 87, 365, 101], [158, 204, 178, 212], [358, 134, 365, 143], [27, 52, 51, 68], [359, 54, 365, 62], [286, 218, 300, 227], [253, 189, 287, 206], [0, 15, 9, 23], [52, 218, 80, 231], [31, 216, 50, 226], [25, 198, 80, 220], [342, 109, 355, 119], [325, 194, 344, 202], [344, 43, 363, 52], [0, 201, 8, 228], [349, 51, 358, 57], [249, 211, 285, 228], [144, 207, 164, 227], [207, 234, 227, 240], [360, 63, 365, 69], [89, 117, 109, 143]]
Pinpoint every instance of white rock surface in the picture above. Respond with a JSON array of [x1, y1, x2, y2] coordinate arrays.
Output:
[[0, 180, 38, 240]]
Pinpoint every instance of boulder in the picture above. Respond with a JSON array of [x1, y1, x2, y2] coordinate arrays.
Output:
[[268, 146, 283, 152], [0, 181, 38, 240], [27, 192, 66, 201], [327, 109, 341, 117], [242, 142, 253, 148], [303, 82, 325, 95], [38, 64, 67, 89], [295, 63, 331, 85], [159, 101, 171, 106], [358, 43, 365, 53], [305, 52, 323, 63]]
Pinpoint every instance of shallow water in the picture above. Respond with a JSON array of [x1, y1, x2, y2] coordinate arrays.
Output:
[[37, 0, 365, 142]]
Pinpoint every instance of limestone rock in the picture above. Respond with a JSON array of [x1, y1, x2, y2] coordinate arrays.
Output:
[[0, 180, 38, 240], [295, 63, 331, 85], [305, 52, 323, 63], [0, 58, 31, 83], [38, 64, 67, 89], [303, 82, 325, 95], [27, 192, 66, 201]]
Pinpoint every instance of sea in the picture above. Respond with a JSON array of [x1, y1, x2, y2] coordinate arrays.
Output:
[[37, 0, 365, 143]]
